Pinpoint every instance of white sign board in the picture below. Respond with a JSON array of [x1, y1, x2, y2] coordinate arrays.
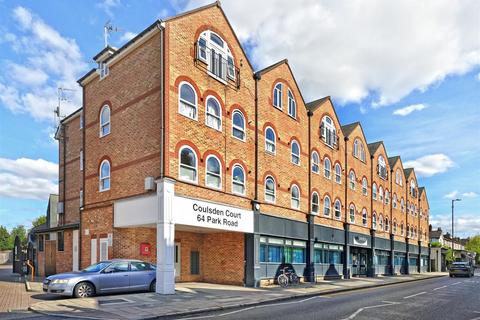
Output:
[[173, 196, 254, 233], [353, 236, 368, 247]]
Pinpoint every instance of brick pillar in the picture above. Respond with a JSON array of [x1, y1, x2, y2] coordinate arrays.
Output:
[[343, 223, 350, 279], [245, 201, 261, 287], [390, 234, 395, 275], [156, 178, 176, 294]]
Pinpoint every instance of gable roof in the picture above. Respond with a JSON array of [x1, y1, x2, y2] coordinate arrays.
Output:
[[388, 156, 400, 168], [367, 141, 383, 155], [404, 168, 414, 178], [430, 229, 442, 238], [255, 59, 306, 105], [340, 122, 360, 138]]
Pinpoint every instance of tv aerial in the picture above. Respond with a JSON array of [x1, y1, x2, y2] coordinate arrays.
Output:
[[104, 21, 123, 47], [54, 87, 75, 122]]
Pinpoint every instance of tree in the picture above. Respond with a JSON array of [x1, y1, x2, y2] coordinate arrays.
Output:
[[465, 235, 480, 264], [0, 226, 10, 251], [10, 225, 27, 248], [445, 247, 455, 265], [431, 241, 442, 248], [32, 215, 47, 228]]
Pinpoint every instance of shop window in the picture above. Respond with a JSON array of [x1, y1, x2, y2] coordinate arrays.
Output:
[[232, 110, 246, 141], [314, 243, 344, 264], [291, 140, 300, 165], [311, 151, 320, 174], [335, 163, 342, 184], [259, 237, 306, 264], [190, 251, 200, 275], [324, 157, 331, 179], [99, 105, 110, 137], [205, 155, 221, 189], [273, 83, 283, 109], [99, 160, 111, 191], [288, 89, 296, 118], [232, 165, 245, 195], [323, 195, 331, 217], [179, 146, 197, 183], [311, 192, 319, 214], [291, 184, 300, 209], [265, 127, 276, 154], [265, 176, 276, 203], [57, 231, 64, 252], [334, 200, 341, 220], [205, 96, 222, 131], [179, 82, 197, 120]]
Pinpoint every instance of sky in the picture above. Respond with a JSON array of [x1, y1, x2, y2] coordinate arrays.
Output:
[[0, 0, 479, 237]]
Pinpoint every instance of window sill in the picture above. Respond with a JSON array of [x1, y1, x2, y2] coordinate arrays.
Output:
[[99, 132, 111, 138], [265, 150, 276, 156], [205, 124, 222, 132], [231, 135, 246, 143], [178, 112, 198, 122]]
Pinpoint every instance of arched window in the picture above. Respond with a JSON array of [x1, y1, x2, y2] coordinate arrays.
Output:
[[407, 225, 411, 238], [288, 89, 296, 118], [324, 157, 331, 179], [378, 155, 387, 179], [393, 219, 397, 234], [362, 177, 368, 196], [320, 116, 337, 147], [99, 160, 110, 191], [179, 146, 197, 182], [393, 194, 397, 208], [378, 186, 384, 203], [323, 195, 331, 216], [410, 180, 416, 197], [273, 83, 283, 109], [265, 127, 276, 154], [349, 170, 356, 190], [353, 139, 359, 157], [232, 110, 245, 141], [265, 176, 276, 203], [205, 96, 222, 131], [385, 189, 389, 204], [291, 140, 300, 165], [401, 198, 405, 212], [206, 156, 221, 189], [334, 200, 341, 220], [396, 169, 402, 186], [362, 208, 367, 226], [100, 105, 110, 137], [179, 82, 197, 119], [372, 212, 377, 230], [372, 183, 377, 200], [197, 30, 235, 80], [311, 151, 320, 174], [335, 163, 342, 184], [291, 184, 300, 209], [311, 192, 319, 214], [379, 215, 384, 231], [385, 217, 389, 232], [401, 222, 405, 236], [360, 143, 366, 162], [232, 165, 245, 195], [349, 204, 355, 223]]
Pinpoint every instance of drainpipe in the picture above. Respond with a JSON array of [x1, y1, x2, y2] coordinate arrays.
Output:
[[253, 73, 260, 201], [306, 110, 314, 282], [62, 124, 67, 226], [158, 22, 165, 179], [389, 167, 394, 275], [343, 136, 350, 279], [370, 154, 375, 277], [405, 176, 409, 273]]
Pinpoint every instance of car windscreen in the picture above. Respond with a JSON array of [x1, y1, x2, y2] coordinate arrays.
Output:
[[81, 262, 111, 272]]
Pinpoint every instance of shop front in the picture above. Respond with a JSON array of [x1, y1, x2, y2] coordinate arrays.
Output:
[[408, 242, 420, 274], [313, 225, 345, 279], [348, 233, 372, 277], [373, 237, 392, 275], [393, 241, 407, 274], [420, 246, 429, 273]]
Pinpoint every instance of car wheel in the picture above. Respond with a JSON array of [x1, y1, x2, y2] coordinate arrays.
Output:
[[449, 274, 453, 277], [74, 282, 95, 298], [149, 280, 156, 292]]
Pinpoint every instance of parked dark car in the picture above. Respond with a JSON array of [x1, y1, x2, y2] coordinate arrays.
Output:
[[43, 259, 156, 297], [449, 261, 474, 277]]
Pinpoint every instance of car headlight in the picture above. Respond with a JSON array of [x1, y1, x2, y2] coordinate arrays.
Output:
[[52, 279, 69, 284]]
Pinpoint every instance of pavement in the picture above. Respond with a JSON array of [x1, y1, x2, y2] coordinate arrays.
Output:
[[0, 264, 37, 312], [191, 270, 480, 320], [27, 272, 447, 319]]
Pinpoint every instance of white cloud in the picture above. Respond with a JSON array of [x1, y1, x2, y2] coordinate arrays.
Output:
[[97, 0, 121, 17], [392, 103, 427, 116], [0, 157, 58, 200], [476, 73, 480, 81], [119, 31, 136, 42], [462, 191, 478, 198], [444, 190, 459, 199], [0, 6, 86, 121], [430, 213, 480, 238], [403, 153, 454, 177], [184, 0, 480, 106]]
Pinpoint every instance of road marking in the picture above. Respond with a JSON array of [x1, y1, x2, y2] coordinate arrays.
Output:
[[450, 281, 462, 286], [340, 301, 400, 320], [403, 292, 427, 299], [433, 285, 448, 291], [179, 295, 328, 319]]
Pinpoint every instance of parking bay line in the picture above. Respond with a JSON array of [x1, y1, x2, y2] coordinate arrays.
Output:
[[403, 292, 427, 299], [433, 285, 448, 291]]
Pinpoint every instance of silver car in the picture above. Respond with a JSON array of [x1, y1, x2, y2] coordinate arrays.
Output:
[[43, 259, 156, 297], [449, 261, 475, 278]]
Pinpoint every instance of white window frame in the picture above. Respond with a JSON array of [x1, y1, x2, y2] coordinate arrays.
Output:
[[360, 144, 366, 162], [362, 177, 368, 195], [205, 155, 222, 190], [265, 126, 276, 155], [334, 200, 342, 220], [372, 213, 377, 230], [349, 170, 356, 190], [372, 183, 377, 200], [197, 30, 235, 83], [291, 184, 300, 209], [379, 186, 384, 203], [353, 139, 359, 158], [205, 96, 222, 131], [385, 190, 389, 204], [324, 157, 331, 179], [99, 159, 110, 192], [273, 83, 283, 109], [362, 208, 367, 226], [178, 81, 198, 120], [378, 155, 387, 179], [179, 146, 198, 184], [232, 164, 246, 195], [393, 220, 397, 234], [99, 105, 111, 137], [231, 109, 246, 141], [287, 89, 296, 119], [323, 195, 331, 217], [311, 151, 320, 174], [401, 223, 404, 236], [320, 116, 337, 147], [265, 176, 276, 203], [379, 215, 384, 231], [311, 192, 319, 215], [385, 217, 390, 232], [349, 204, 355, 223], [335, 163, 342, 184], [393, 194, 397, 208], [291, 140, 300, 165]]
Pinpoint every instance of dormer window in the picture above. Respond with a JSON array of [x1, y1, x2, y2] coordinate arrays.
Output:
[[378, 155, 387, 179], [99, 62, 109, 79], [410, 180, 417, 197], [320, 116, 337, 147], [197, 30, 235, 83]]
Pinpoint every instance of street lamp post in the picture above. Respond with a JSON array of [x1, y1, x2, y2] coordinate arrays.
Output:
[[451, 198, 461, 249]]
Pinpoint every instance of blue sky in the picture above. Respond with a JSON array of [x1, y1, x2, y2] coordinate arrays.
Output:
[[0, 0, 479, 237]]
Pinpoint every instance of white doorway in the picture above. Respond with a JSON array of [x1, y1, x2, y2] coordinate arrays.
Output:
[[91, 238, 97, 264], [99, 238, 109, 261], [174, 242, 181, 280], [72, 230, 79, 271]]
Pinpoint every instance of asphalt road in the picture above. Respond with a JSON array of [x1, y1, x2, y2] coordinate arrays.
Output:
[[178, 271, 480, 320]]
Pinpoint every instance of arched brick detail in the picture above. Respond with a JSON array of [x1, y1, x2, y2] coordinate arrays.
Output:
[[173, 75, 202, 99], [311, 188, 320, 196], [97, 101, 112, 121], [202, 150, 225, 171], [228, 104, 248, 122], [228, 159, 248, 173], [202, 90, 226, 116], [262, 122, 278, 137], [262, 171, 278, 185], [289, 180, 303, 195], [174, 140, 201, 162], [193, 25, 239, 65], [98, 156, 112, 174]]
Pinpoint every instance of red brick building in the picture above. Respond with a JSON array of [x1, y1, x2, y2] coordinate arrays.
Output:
[[36, 2, 431, 289]]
